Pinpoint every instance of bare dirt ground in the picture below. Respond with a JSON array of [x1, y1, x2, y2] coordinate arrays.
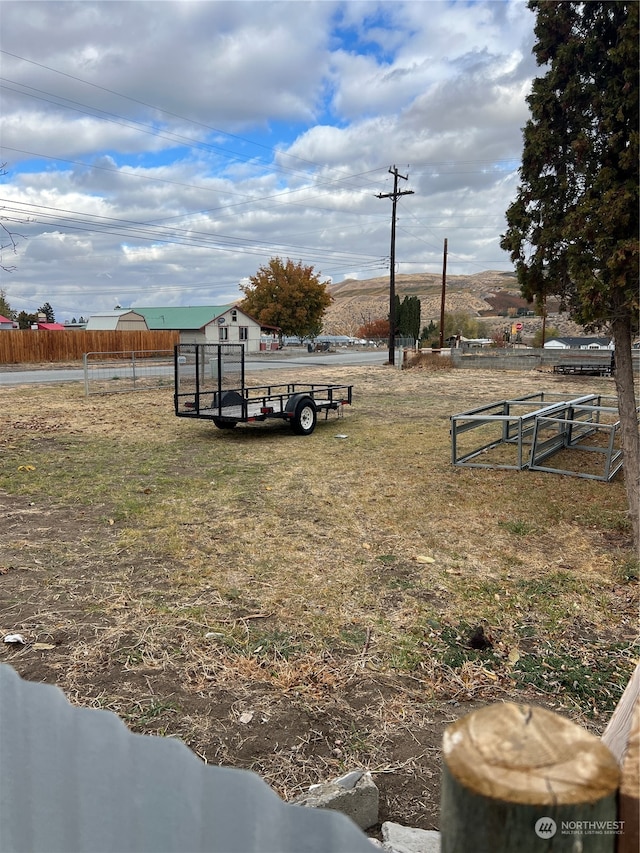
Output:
[[0, 362, 637, 836]]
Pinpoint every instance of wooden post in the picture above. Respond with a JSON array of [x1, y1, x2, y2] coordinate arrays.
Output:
[[600, 663, 639, 853], [441, 702, 620, 852], [601, 663, 639, 764], [616, 697, 639, 853]]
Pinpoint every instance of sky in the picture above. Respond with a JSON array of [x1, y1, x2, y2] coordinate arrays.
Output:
[[0, 0, 538, 322]]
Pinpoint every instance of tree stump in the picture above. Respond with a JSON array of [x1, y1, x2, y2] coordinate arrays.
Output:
[[440, 702, 620, 852]]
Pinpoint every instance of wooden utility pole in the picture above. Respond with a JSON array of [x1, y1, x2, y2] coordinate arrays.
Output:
[[377, 166, 414, 365], [541, 293, 547, 348], [439, 237, 448, 349]]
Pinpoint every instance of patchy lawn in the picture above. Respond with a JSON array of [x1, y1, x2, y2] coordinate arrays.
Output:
[[0, 363, 637, 832]]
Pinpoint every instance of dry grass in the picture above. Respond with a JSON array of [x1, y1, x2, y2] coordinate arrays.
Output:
[[0, 363, 637, 826]]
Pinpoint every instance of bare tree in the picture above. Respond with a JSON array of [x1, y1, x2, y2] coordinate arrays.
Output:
[[1, 163, 28, 273]]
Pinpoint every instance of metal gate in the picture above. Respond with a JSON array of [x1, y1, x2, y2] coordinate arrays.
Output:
[[83, 350, 174, 396]]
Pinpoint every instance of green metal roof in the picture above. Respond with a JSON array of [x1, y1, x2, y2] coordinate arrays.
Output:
[[133, 306, 236, 330]]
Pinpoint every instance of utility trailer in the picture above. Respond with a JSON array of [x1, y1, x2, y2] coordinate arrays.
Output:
[[552, 362, 613, 377], [174, 343, 353, 436]]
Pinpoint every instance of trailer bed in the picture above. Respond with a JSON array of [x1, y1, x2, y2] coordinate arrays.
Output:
[[174, 344, 352, 435], [552, 362, 613, 376]]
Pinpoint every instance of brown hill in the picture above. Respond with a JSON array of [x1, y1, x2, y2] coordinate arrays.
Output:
[[323, 270, 582, 339]]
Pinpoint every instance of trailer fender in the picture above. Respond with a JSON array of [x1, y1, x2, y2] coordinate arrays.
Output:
[[286, 394, 318, 436], [212, 390, 244, 429], [212, 390, 245, 409], [284, 393, 307, 413]]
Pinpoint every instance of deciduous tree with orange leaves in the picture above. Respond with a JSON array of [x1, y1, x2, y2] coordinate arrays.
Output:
[[239, 258, 332, 343], [357, 318, 389, 342]]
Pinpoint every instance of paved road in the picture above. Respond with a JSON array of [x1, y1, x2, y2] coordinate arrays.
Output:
[[247, 350, 389, 370], [0, 349, 390, 386]]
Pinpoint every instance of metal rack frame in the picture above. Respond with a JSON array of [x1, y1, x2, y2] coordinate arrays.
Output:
[[451, 392, 628, 481]]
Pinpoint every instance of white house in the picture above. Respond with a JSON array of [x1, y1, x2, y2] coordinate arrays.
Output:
[[132, 305, 273, 352], [0, 314, 15, 331], [544, 336, 614, 350]]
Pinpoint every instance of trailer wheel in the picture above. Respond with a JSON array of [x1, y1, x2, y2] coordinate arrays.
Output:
[[291, 397, 317, 435], [213, 418, 237, 429]]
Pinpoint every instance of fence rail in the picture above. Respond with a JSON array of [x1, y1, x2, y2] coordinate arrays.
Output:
[[83, 350, 174, 396]]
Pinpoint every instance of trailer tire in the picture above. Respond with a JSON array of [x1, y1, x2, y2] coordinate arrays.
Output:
[[213, 418, 237, 429], [291, 396, 317, 435]]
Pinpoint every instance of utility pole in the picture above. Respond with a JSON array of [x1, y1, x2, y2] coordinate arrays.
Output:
[[439, 237, 448, 350], [377, 166, 414, 365]]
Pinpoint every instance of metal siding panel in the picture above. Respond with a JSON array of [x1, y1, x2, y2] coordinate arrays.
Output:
[[0, 665, 373, 853]]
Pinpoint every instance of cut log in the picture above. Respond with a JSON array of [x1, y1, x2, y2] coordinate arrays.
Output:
[[440, 702, 620, 853]]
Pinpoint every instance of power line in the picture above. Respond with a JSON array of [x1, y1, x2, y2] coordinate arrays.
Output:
[[0, 198, 384, 267], [0, 144, 391, 231]]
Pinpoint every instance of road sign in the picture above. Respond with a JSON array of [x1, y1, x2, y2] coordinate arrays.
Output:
[[516, 322, 523, 331]]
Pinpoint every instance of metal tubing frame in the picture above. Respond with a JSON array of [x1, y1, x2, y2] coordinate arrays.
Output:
[[450, 393, 624, 479], [450, 395, 596, 470], [529, 413, 622, 481]]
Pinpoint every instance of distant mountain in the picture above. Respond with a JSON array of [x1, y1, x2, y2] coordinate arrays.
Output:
[[323, 270, 582, 339]]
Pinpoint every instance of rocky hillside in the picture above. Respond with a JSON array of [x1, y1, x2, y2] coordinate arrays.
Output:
[[323, 270, 583, 340]]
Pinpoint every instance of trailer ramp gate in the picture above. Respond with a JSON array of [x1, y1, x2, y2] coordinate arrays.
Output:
[[451, 392, 632, 482], [174, 343, 352, 435]]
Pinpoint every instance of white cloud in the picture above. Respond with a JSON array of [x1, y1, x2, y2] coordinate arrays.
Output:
[[0, 0, 537, 319]]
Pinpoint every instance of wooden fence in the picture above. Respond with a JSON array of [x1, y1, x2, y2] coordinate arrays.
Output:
[[0, 330, 180, 364]]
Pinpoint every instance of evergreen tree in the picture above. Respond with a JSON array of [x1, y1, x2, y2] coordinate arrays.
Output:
[[421, 320, 438, 342], [394, 295, 421, 340], [501, 1, 639, 547], [0, 288, 14, 319], [17, 310, 37, 329], [38, 302, 55, 323]]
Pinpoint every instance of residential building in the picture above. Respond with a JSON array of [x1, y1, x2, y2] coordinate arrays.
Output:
[[544, 336, 614, 350], [132, 305, 272, 352], [85, 311, 149, 331]]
